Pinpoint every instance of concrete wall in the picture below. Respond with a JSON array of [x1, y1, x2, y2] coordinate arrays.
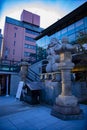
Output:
[[21, 10, 40, 26], [10, 73, 21, 96]]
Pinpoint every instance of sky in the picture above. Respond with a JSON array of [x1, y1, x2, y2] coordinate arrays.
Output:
[[0, 0, 87, 33]]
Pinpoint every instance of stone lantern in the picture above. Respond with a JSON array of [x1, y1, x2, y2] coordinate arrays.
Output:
[[19, 60, 29, 82], [51, 38, 83, 120]]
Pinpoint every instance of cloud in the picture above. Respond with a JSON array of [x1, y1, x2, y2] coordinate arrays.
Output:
[[0, 0, 86, 33], [0, 1, 61, 33]]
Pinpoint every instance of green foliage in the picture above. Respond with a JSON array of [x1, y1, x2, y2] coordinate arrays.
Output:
[[76, 31, 87, 53], [76, 31, 87, 45]]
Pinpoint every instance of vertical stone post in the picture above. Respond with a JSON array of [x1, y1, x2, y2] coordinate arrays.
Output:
[[59, 52, 74, 96], [16, 61, 29, 99], [19, 61, 29, 82], [51, 38, 83, 120]]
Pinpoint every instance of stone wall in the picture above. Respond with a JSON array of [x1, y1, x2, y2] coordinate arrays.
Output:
[[72, 81, 87, 102], [40, 80, 61, 105], [40, 80, 87, 105], [10, 72, 87, 103]]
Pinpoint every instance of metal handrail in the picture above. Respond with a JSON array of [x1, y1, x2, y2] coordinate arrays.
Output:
[[27, 68, 40, 82]]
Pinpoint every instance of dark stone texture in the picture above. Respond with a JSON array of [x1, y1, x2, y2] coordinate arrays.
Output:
[[51, 104, 84, 120], [52, 104, 81, 115]]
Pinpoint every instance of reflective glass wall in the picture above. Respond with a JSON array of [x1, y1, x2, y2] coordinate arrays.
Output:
[[36, 17, 87, 61]]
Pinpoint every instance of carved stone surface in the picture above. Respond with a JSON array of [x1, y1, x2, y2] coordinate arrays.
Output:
[[19, 61, 29, 82], [56, 95, 78, 107], [46, 38, 60, 72], [52, 104, 80, 115], [44, 80, 61, 105], [54, 37, 76, 54], [51, 105, 83, 120]]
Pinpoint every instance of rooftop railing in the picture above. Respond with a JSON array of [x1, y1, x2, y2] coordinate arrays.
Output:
[[0, 59, 20, 72]]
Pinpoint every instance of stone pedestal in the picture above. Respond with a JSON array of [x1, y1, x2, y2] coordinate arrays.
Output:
[[51, 51, 83, 120]]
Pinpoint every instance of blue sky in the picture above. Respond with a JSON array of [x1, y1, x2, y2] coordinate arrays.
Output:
[[0, 0, 87, 33]]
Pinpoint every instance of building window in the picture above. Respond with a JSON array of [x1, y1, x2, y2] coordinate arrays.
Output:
[[75, 19, 84, 27], [24, 43, 36, 50], [68, 33, 75, 44], [61, 28, 67, 35], [56, 31, 61, 37], [4, 47, 8, 59], [14, 27, 18, 30], [14, 33, 16, 37], [68, 24, 75, 35], [25, 29, 39, 35], [84, 17, 87, 28], [24, 52, 30, 57], [13, 49, 15, 55], [14, 41, 16, 46], [25, 36, 35, 42], [75, 19, 84, 32]]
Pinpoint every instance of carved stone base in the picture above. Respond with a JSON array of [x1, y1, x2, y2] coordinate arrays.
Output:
[[51, 104, 83, 120]]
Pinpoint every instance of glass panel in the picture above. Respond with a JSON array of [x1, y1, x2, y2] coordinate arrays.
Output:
[[36, 36, 47, 61], [75, 19, 84, 27], [75, 19, 84, 31], [76, 29, 85, 39], [25, 28, 39, 35], [84, 17, 87, 28], [68, 33, 75, 44], [85, 28, 87, 33], [25, 36, 35, 42], [68, 24, 75, 35], [24, 44, 36, 50], [46, 36, 50, 46], [61, 28, 67, 34], [24, 52, 30, 57]]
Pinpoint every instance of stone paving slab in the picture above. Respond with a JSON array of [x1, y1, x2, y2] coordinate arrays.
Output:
[[0, 96, 87, 130]]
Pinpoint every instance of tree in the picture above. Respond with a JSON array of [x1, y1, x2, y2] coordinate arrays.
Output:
[[76, 31, 87, 53], [75, 31, 87, 83]]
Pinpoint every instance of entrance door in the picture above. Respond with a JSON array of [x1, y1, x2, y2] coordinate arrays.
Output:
[[0, 74, 10, 96], [0, 75, 6, 95]]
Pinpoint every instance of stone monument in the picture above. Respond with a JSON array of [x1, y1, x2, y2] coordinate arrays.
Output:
[[16, 60, 29, 99], [19, 60, 29, 82], [51, 37, 83, 120]]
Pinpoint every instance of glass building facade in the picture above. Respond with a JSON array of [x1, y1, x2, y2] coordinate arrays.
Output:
[[36, 17, 87, 61]]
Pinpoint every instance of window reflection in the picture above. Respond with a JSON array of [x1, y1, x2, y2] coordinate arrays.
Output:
[[75, 19, 84, 31], [36, 17, 87, 61], [68, 33, 75, 44]]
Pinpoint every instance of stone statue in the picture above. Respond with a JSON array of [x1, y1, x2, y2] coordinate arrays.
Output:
[[46, 38, 60, 72], [54, 37, 75, 53]]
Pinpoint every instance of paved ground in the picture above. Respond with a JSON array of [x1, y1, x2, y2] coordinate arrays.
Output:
[[0, 96, 87, 130]]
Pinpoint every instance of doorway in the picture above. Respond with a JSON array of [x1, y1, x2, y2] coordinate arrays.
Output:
[[0, 75, 10, 96]]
